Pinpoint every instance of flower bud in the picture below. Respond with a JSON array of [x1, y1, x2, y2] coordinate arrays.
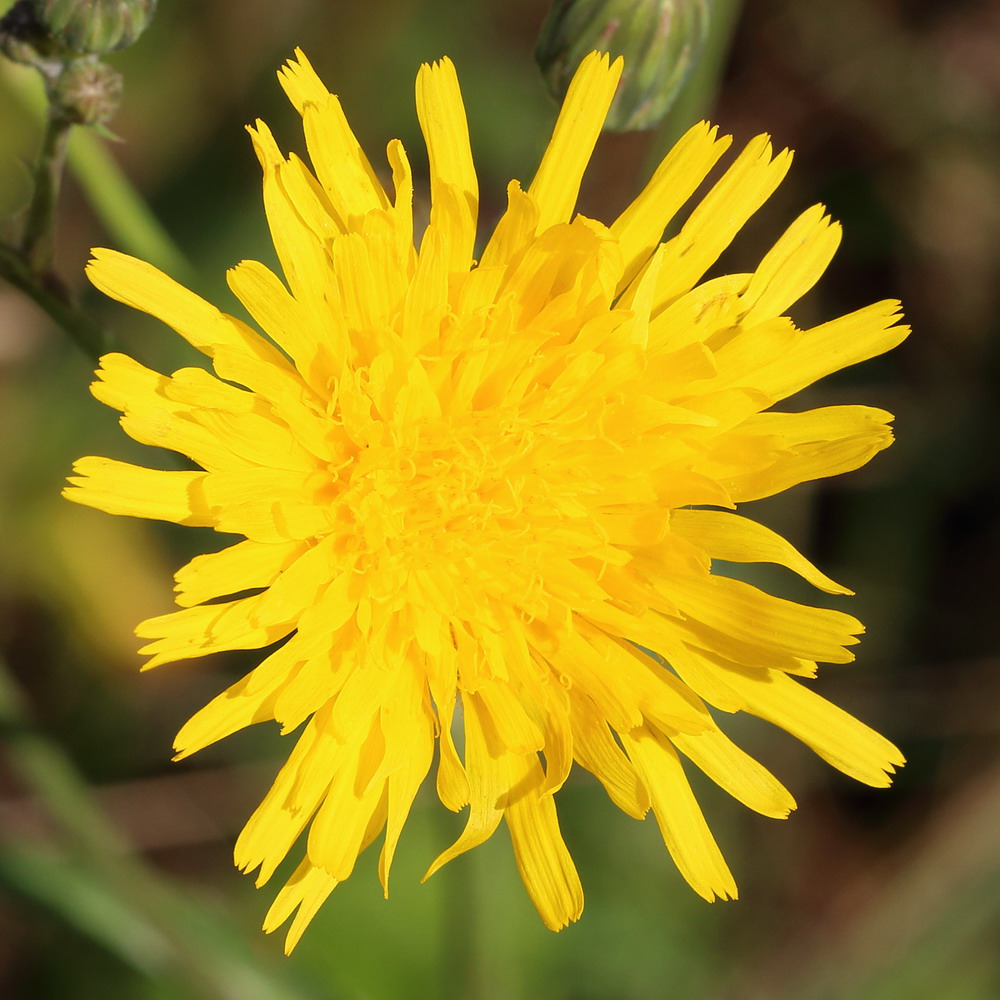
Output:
[[536, 0, 710, 131], [50, 57, 123, 124], [32, 0, 157, 55]]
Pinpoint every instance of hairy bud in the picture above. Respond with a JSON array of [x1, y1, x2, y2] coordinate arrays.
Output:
[[50, 57, 123, 124], [32, 0, 157, 55]]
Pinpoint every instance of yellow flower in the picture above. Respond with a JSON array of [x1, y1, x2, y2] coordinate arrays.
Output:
[[65, 50, 907, 952]]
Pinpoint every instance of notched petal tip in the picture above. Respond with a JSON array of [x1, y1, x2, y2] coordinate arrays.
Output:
[[418, 54, 457, 76], [86, 245, 113, 267]]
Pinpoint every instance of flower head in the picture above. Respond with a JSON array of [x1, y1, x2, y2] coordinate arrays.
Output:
[[65, 50, 907, 952]]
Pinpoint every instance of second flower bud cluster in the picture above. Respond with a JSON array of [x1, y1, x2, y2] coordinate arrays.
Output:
[[0, 0, 157, 125]]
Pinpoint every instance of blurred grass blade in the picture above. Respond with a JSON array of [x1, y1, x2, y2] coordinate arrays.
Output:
[[0, 843, 172, 976], [67, 124, 193, 279], [0, 842, 326, 999], [0, 655, 319, 1000]]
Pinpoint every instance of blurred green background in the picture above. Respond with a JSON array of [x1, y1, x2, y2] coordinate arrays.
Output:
[[1, 1, 998, 997]]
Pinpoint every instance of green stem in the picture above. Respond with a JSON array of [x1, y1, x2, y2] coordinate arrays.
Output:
[[0, 240, 109, 358], [3, 61, 190, 276], [438, 817, 484, 1000], [0, 65, 112, 358], [19, 110, 72, 274]]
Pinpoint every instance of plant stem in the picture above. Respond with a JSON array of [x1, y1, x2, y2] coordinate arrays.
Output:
[[0, 239, 109, 359], [3, 61, 191, 276], [0, 71, 112, 359], [19, 109, 72, 274]]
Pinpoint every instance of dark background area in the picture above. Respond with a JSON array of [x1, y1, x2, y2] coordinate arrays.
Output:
[[1, 1, 998, 997]]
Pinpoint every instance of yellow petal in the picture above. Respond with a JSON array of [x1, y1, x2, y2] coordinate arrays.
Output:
[[623, 724, 737, 901], [63, 457, 210, 525], [208, 346, 334, 464], [307, 570, 364, 641], [423, 693, 505, 879], [89, 352, 162, 410], [613, 634, 714, 736], [161, 364, 255, 411], [748, 300, 910, 403], [330, 230, 407, 340], [195, 467, 335, 543], [596, 507, 671, 546], [329, 660, 394, 743], [666, 723, 796, 818], [235, 707, 343, 884], [90, 357, 244, 474], [669, 508, 852, 596], [613, 121, 732, 291], [416, 57, 478, 271], [280, 151, 342, 241], [172, 639, 304, 758], [173, 538, 306, 607], [87, 249, 291, 367], [277, 50, 390, 228], [650, 135, 792, 307], [703, 317, 800, 394], [504, 751, 583, 930], [226, 260, 322, 377], [740, 204, 842, 325], [721, 666, 905, 786], [401, 225, 451, 353], [251, 535, 341, 628], [271, 643, 349, 734], [658, 573, 863, 667], [300, 96, 389, 230], [665, 642, 745, 714], [262, 859, 338, 955], [135, 595, 293, 669], [527, 52, 623, 233], [93, 360, 266, 475], [568, 688, 649, 819], [540, 693, 574, 797], [646, 273, 746, 356], [476, 680, 545, 755], [434, 685, 471, 812], [718, 405, 896, 502], [264, 793, 386, 955], [386, 138, 415, 251], [195, 403, 316, 475], [246, 120, 336, 306], [275, 48, 330, 113], [307, 718, 386, 879], [479, 180, 540, 269], [378, 664, 435, 892]]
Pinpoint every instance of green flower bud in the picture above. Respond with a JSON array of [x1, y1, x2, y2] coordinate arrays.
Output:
[[32, 0, 157, 55], [50, 57, 123, 124], [536, 0, 710, 132]]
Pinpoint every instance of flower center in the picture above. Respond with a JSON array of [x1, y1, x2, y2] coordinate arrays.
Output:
[[336, 414, 538, 564]]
